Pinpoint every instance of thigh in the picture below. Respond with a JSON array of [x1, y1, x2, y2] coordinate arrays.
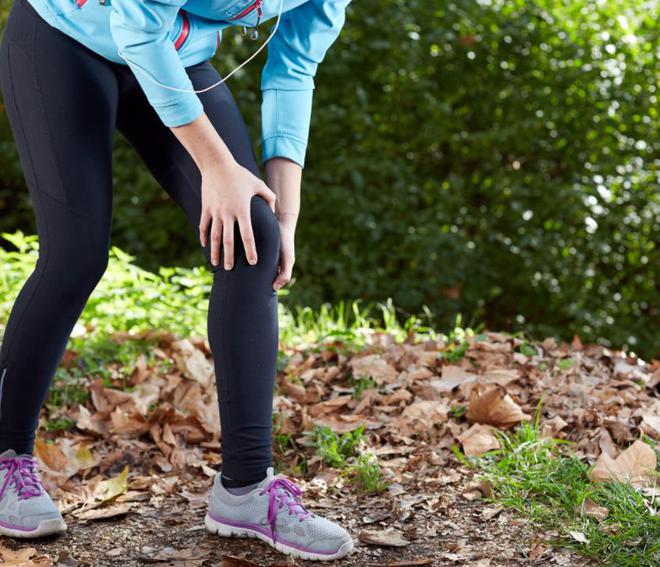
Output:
[[115, 61, 262, 268], [0, 0, 118, 235]]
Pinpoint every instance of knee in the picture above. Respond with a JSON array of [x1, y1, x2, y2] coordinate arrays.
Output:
[[45, 246, 109, 299], [249, 195, 280, 265]]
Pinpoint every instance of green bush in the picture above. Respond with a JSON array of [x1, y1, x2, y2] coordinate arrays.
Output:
[[0, 1, 657, 357]]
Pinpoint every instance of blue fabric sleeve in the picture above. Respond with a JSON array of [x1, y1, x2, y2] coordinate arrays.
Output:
[[109, 0, 204, 128], [260, 0, 351, 168]]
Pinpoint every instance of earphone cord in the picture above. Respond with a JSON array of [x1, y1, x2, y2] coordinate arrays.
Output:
[[117, 0, 284, 94]]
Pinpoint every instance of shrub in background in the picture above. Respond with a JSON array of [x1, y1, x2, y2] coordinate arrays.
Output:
[[0, 1, 657, 356]]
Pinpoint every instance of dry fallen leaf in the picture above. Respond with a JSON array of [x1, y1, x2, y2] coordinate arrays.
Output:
[[34, 438, 68, 472], [568, 531, 589, 544], [348, 354, 398, 385], [172, 338, 214, 387], [94, 464, 129, 503], [580, 498, 609, 521], [220, 555, 261, 567], [640, 413, 660, 439], [429, 365, 479, 393], [528, 539, 549, 561], [393, 400, 448, 435], [0, 543, 53, 567], [75, 502, 134, 520], [466, 384, 531, 428], [0, 544, 53, 567], [73, 443, 98, 470], [588, 439, 657, 487], [358, 528, 411, 547], [540, 415, 568, 439], [458, 423, 500, 456], [367, 560, 436, 566]]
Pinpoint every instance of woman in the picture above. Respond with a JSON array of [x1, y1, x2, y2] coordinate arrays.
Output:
[[0, 0, 354, 560]]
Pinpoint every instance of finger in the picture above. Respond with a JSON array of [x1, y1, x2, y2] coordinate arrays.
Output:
[[210, 216, 222, 267], [199, 208, 211, 247], [256, 182, 277, 213], [273, 257, 294, 290], [223, 217, 235, 270], [238, 211, 258, 266]]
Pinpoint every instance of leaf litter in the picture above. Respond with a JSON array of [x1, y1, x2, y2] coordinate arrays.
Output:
[[1, 328, 656, 566]]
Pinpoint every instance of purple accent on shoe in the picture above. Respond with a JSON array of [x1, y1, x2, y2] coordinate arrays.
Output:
[[256, 475, 312, 542], [0, 456, 45, 500], [207, 510, 338, 556], [0, 518, 40, 532]]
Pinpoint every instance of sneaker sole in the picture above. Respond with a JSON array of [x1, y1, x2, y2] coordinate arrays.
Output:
[[204, 513, 354, 561], [0, 517, 67, 538]]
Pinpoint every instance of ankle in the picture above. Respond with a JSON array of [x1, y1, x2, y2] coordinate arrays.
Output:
[[220, 473, 265, 495]]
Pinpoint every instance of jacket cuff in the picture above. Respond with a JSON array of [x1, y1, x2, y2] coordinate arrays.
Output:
[[155, 95, 205, 128], [261, 135, 308, 168], [260, 88, 314, 168]]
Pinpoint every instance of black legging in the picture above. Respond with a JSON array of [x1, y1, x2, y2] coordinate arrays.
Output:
[[0, 0, 280, 483]]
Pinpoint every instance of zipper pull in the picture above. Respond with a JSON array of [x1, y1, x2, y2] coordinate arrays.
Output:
[[250, 0, 263, 40]]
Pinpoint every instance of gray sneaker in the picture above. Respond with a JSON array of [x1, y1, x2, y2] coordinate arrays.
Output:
[[0, 449, 67, 537], [205, 466, 354, 561]]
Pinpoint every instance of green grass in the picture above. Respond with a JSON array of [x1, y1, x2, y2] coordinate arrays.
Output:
[[347, 373, 379, 400], [471, 421, 660, 566], [438, 314, 485, 362], [304, 424, 366, 469], [44, 417, 76, 432], [0, 231, 443, 356], [557, 358, 577, 370], [300, 424, 388, 494], [449, 404, 467, 419], [0, 229, 476, 398], [342, 452, 389, 494]]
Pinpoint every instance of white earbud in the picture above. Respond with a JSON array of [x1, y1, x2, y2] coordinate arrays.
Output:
[[118, 0, 285, 94]]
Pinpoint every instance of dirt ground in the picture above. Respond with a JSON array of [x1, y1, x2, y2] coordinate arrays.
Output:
[[1, 462, 588, 567], [3, 330, 651, 566]]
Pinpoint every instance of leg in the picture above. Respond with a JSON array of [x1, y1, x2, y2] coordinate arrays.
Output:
[[117, 59, 355, 563], [0, 0, 118, 454], [116, 61, 280, 483]]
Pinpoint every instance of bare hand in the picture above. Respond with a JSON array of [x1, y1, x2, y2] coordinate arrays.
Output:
[[199, 161, 276, 269], [273, 217, 296, 291]]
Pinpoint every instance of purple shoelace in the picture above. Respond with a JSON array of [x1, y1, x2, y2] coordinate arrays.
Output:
[[0, 456, 45, 500], [259, 475, 313, 539]]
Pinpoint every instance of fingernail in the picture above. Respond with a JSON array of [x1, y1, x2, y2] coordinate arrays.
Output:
[[225, 263, 231, 270], [249, 258, 257, 265]]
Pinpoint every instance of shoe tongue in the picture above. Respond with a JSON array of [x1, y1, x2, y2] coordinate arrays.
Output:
[[258, 466, 276, 488], [0, 449, 17, 459]]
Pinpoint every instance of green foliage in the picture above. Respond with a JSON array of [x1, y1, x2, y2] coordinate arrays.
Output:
[[44, 417, 76, 432], [280, 297, 438, 350], [0, 0, 657, 358], [347, 373, 378, 400], [305, 424, 366, 468], [0, 232, 446, 371], [342, 452, 389, 494], [274, 432, 294, 454], [449, 404, 467, 419], [48, 368, 90, 408], [557, 357, 577, 370], [477, 422, 660, 566], [517, 342, 539, 357], [439, 315, 483, 361]]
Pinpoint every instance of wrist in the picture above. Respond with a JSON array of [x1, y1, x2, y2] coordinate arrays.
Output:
[[276, 212, 298, 229], [200, 155, 238, 178]]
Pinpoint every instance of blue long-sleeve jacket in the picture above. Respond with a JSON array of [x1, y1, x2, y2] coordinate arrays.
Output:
[[26, 0, 351, 167]]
